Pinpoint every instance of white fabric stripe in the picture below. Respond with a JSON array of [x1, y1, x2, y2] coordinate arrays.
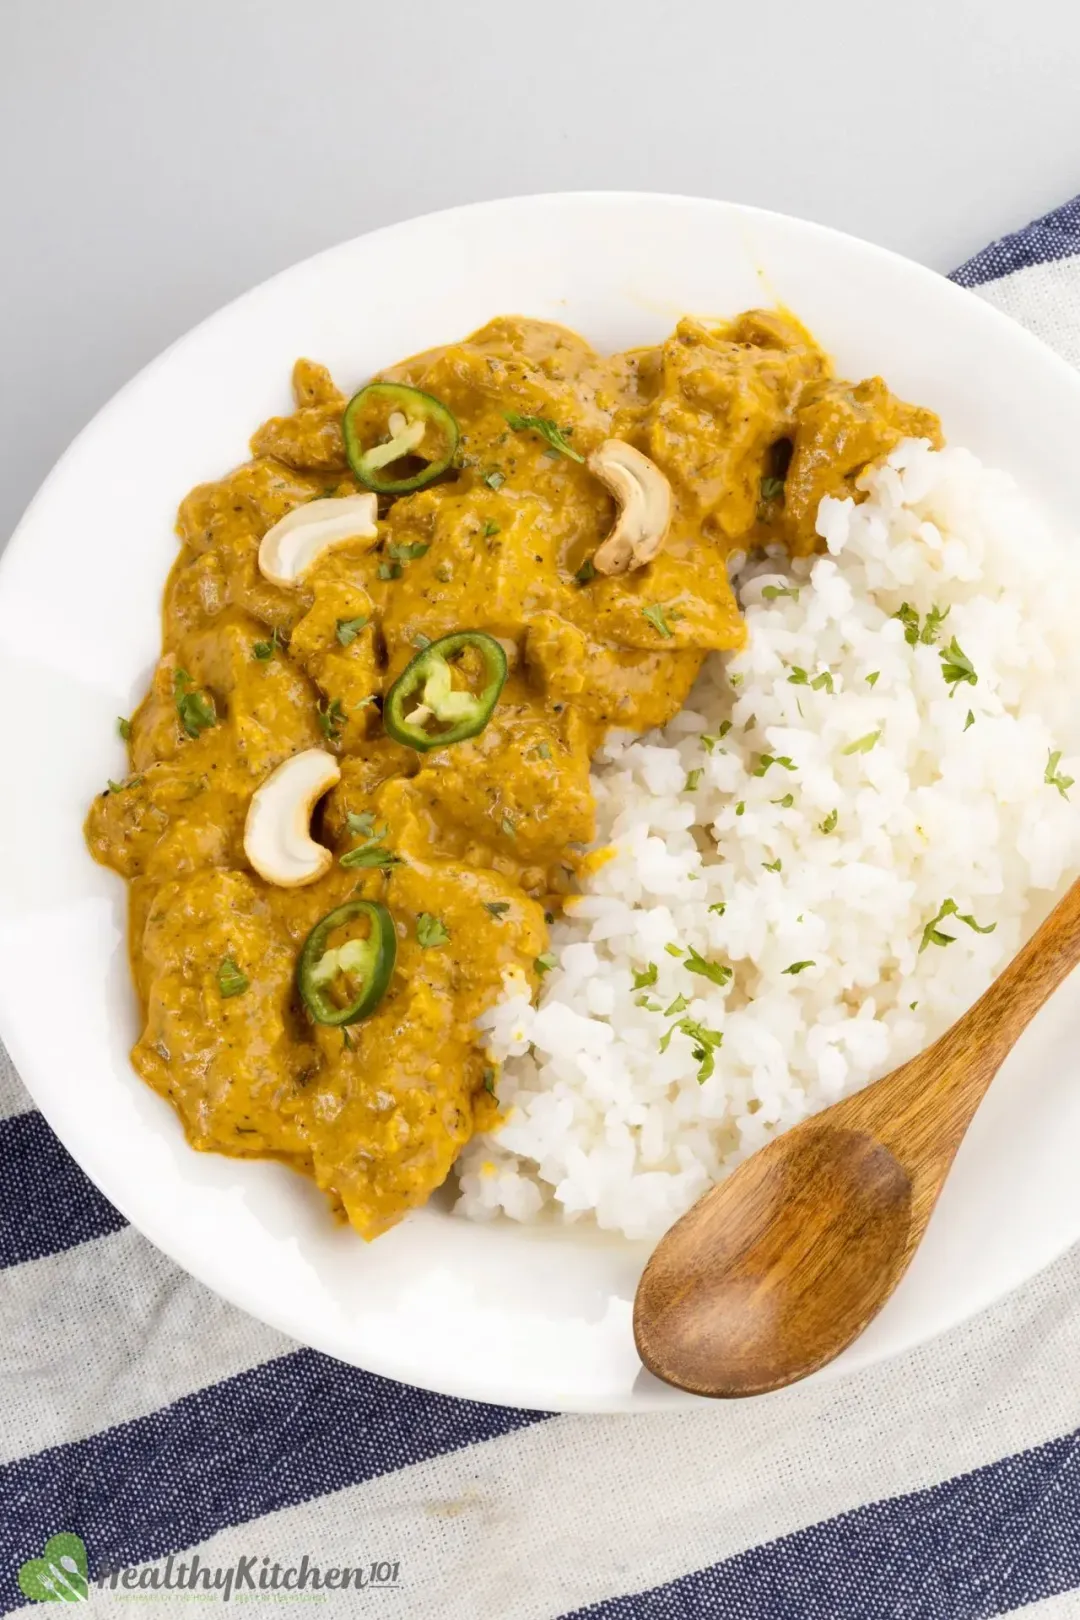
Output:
[[975, 255, 1080, 374], [0, 1038, 32, 1122], [1014, 1595, 1080, 1618], [87, 1241, 1080, 1620], [0, 1225, 293, 1464]]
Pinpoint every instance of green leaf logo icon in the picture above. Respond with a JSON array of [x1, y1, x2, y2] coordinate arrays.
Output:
[[18, 1534, 89, 1603]]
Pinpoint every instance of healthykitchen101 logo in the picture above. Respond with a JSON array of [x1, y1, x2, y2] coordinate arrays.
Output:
[[18, 1534, 89, 1603], [17, 1533, 402, 1602]]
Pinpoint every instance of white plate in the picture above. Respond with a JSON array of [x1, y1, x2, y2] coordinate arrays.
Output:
[[3, 192, 1080, 1412]]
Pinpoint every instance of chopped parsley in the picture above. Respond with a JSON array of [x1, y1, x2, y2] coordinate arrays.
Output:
[[641, 602, 674, 638], [534, 952, 557, 975], [335, 615, 369, 646], [339, 825, 402, 868], [762, 583, 799, 601], [664, 993, 690, 1017], [708, 902, 726, 916], [504, 412, 584, 464], [735, 801, 745, 816], [1045, 749, 1074, 800], [894, 602, 950, 648], [346, 811, 379, 836], [939, 637, 977, 694], [216, 956, 249, 998], [388, 541, 430, 562], [685, 768, 703, 791], [753, 753, 796, 776], [782, 961, 815, 976], [483, 1067, 497, 1096], [763, 858, 782, 872], [485, 901, 511, 919], [483, 469, 506, 490], [820, 808, 839, 833], [812, 670, 834, 693], [117, 716, 132, 740], [843, 729, 881, 755], [574, 558, 597, 586], [919, 897, 997, 953], [378, 561, 403, 581], [866, 671, 880, 687], [701, 722, 732, 752], [729, 673, 743, 688], [664, 943, 685, 958], [416, 913, 449, 948], [760, 476, 786, 501], [173, 670, 217, 739], [632, 963, 658, 989], [105, 776, 143, 794], [660, 1017, 724, 1082], [774, 793, 795, 809], [684, 947, 732, 987], [316, 697, 347, 742], [483, 521, 500, 538]]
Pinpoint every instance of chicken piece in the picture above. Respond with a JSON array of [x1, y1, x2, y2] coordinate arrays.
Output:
[[133, 870, 315, 1162], [524, 611, 705, 733], [288, 578, 381, 752], [639, 315, 825, 541], [303, 855, 545, 1238], [782, 377, 943, 552]]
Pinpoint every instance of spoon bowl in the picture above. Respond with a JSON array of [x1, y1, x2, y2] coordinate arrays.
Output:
[[635, 877, 1080, 1398]]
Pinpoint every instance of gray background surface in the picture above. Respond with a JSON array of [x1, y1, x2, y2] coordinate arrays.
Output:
[[1, 0, 1076, 544]]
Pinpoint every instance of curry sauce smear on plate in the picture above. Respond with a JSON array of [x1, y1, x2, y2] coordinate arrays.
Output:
[[85, 311, 938, 1239]]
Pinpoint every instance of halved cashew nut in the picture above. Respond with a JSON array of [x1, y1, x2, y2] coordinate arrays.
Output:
[[258, 493, 378, 587], [244, 749, 341, 887], [588, 441, 672, 575]]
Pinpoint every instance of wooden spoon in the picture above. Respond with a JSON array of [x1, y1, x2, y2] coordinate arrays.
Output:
[[634, 877, 1080, 1398]]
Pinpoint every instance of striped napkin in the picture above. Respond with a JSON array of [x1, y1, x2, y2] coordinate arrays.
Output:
[[6, 198, 1080, 1620]]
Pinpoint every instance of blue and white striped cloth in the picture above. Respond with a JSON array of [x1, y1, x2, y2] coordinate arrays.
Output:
[[6, 199, 1080, 1619]]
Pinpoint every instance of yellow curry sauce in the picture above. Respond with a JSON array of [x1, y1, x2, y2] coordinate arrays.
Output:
[[85, 310, 939, 1239]]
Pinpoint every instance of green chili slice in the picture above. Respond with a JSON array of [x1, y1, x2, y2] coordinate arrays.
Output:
[[342, 382, 459, 496], [383, 630, 507, 751], [297, 899, 396, 1026]]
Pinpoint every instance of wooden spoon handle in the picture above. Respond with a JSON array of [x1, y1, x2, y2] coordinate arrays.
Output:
[[843, 877, 1080, 1173]]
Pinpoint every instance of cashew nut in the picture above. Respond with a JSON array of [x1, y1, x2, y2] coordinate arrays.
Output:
[[244, 749, 341, 887], [258, 493, 378, 587], [588, 441, 672, 575]]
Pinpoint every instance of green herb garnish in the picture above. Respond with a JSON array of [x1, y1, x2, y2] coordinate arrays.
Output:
[[416, 913, 449, 948], [485, 901, 511, 919], [782, 961, 814, 976], [939, 637, 977, 694], [763, 858, 782, 872], [964, 709, 975, 732], [762, 584, 799, 601], [574, 559, 597, 586], [389, 541, 430, 562], [117, 716, 132, 740], [685, 768, 703, 791], [866, 671, 880, 687], [753, 753, 796, 776], [642, 603, 674, 639], [760, 476, 785, 501], [504, 412, 585, 464], [378, 561, 403, 581], [1046, 749, 1074, 799], [684, 947, 732, 987], [336, 616, 369, 647], [843, 730, 881, 755], [483, 469, 506, 490], [217, 956, 249, 998], [316, 697, 347, 742], [820, 809, 838, 833], [174, 670, 217, 739], [483, 521, 500, 538], [664, 993, 690, 1017], [535, 952, 557, 975], [632, 963, 658, 989]]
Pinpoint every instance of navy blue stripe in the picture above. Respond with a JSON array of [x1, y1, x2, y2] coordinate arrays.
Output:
[[0, 1110, 126, 1267], [0, 1347, 548, 1612], [563, 1427, 1080, 1620], [952, 193, 1080, 288]]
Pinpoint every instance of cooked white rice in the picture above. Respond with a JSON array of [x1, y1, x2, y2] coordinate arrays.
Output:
[[456, 440, 1080, 1240]]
